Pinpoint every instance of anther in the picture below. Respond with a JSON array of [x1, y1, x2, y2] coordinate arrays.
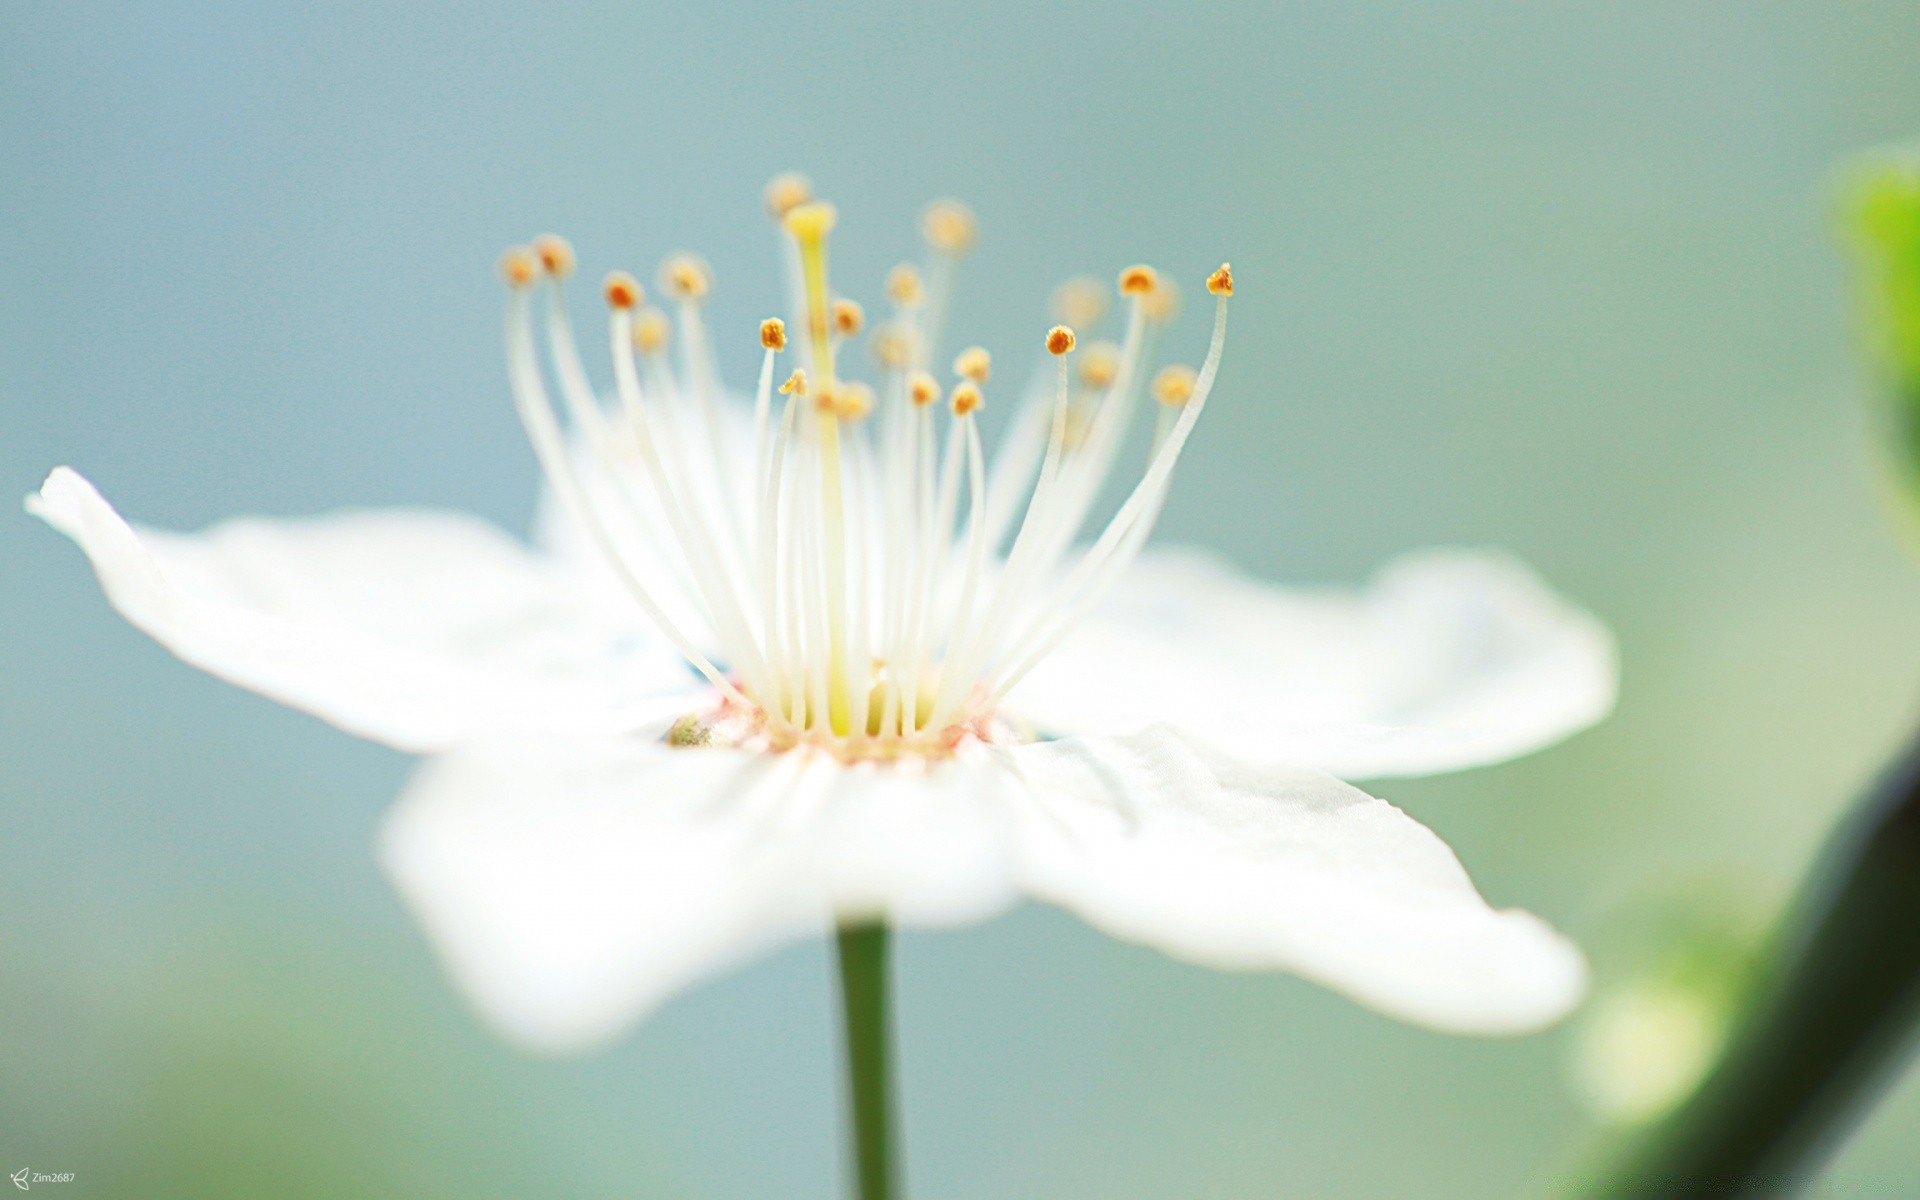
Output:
[[949, 380, 984, 416], [783, 200, 839, 243], [780, 367, 809, 396], [1142, 277, 1182, 325], [1078, 340, 1121, 389], [1118, 264, 1159, 296], [836, 381, 876, 420], [764, 173, 813, 220], [870, 323, 913, 369], [633, 307, 672, 355], [533, 234, 576, 279], [1046, 325, 1077, 356], [922, 200, 978, 256], [886, 263, 925, 307], [499, 246, 538, 289], [659, 254, 712, 301], [1051, 277, 1108, 329], [760, 317, 788, 351], [831, 298, 865, 338], [603, 270, 643, 310], [953, 346, 991, 383], [908, 370, 940, 407], [1207, 262, 1234, 297], [1152, 364, 1198, 407]]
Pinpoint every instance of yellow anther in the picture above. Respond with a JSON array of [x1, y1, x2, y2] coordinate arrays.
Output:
[[908, 370, 940, 407], [1152, 364, 1198, 407], [780, 367, 809, 396], [952, 345, 991, 383], [886, 263, 924, 307], [659, 254, 712, 301], [783, 200, 839, 243], [760, 317, 788, 351], [603, 270, 642, 310], [1206, 262, 1234, 297], [1045, 325, 1077, 356], [1118, 264, 1159, 296], [533, 234, 576, 279], [499, 246, 538, 289], [836, 381, 876, 420], [764, 172, 814, 220], [831, 298, 866, 338], [922, 200, 978, 255], [1078, 340, 1121, 389], [1051, 276, 1108, 329], [949, 380, 984, 416], [1143, 277, 1182, 324], [633, 307, 672, 355], [870, 323, 913, 370]]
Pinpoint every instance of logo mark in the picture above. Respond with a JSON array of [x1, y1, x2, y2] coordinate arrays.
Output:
[[10, 1169, 28, 1191]]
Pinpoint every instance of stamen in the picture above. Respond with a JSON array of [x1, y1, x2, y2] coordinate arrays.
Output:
[[831, 298, 865, 338], [761, 317, 789, 351], [499, 246, 538, 289], [886, 263, 924, 308], [1051, 276, 1108, 330], [952, 346, 991, 384], [764, 172, 813, 220], [1118, 264, 1158, 296], [1046, 325, 1077, 356], [949, 380, 984, 416], [1151, 364, 1197, 406], [633, 307, 672, 356], [921, 201, 978, 257], [1078, 340, 1121, 389], [908, 371, 939, 407], [533, 234, 576, 279], [659, 253, 713, 300], [603, 271, 643, 310]]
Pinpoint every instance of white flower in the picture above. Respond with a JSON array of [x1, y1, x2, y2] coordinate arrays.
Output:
[[28, 180, 1616, 1053]]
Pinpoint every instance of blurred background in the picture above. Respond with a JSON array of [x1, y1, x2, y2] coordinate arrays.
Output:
[[5, 1, 1920, 1195]]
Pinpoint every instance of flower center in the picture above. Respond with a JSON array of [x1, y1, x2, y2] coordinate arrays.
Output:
[[497, 175, 1232, 760]]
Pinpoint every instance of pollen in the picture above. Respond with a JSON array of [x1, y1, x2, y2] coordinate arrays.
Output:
[[1118, 264, 1159, 296], [1207, 262, 1234, 296], [1152, 364, 1198, 406], [602, 270, 642, 310], [908, 370, 940, 407], [780, 367, 809, 396], [499, 246, 538, 289], [1051, 276, 1108, 329], [922, 200, 978, 255], [1078, 340, 1121, 389], [763, 172, 813, 220], [949, 380, 984, 416], [783, 200, 839, 244], [1046, 325, 1077, 356], [953, 346, 991, 383], [660, 254, 712, 301], [760, 317, 788, 351], [886, 263, 924, 307], [831, 298, 866, 338], [533, 234, 576, 279], [633, 307, 672, 355]]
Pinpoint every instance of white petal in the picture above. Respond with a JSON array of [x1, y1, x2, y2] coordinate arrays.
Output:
[[1005, 726, 1587, 1034], [378, 737, 1020, 1052], [28, 467, 699, 752], [1010, 546, 1616, 779]]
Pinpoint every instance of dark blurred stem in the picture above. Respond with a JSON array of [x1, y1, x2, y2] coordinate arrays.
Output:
[[1597, 723, 1920, 1194], [836, 921, 900, 1200]]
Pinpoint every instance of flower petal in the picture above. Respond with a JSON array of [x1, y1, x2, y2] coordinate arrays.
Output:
[[1009, 546, 1616, 778], [28, 467, 698, 752], [378, 736, 1020, 1052], [1005, 726, 1587, 1034]]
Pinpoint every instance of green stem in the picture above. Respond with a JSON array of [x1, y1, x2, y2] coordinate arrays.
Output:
[[835, 921, 900, 1200], [1591, 723, 1920, 1194]]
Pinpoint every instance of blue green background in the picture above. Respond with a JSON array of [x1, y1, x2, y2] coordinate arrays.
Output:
[[5, 1, 1920, 1194]]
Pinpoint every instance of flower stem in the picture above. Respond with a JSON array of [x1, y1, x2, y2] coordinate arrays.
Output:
[[835, 921, 900, 1200], [1589, 721, 1920, 1194]]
